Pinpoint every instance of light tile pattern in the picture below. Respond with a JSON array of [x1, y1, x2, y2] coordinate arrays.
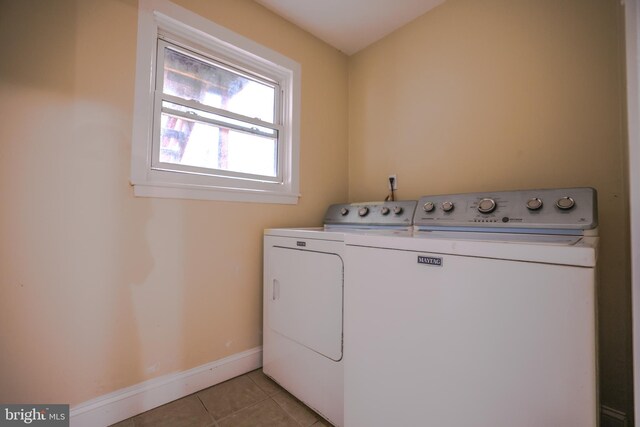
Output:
[[109, 369, 334, 427]]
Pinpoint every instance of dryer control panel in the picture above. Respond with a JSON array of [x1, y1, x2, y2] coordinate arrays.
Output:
[[324, 200, 417, 227], [414, 187, 597, 233]]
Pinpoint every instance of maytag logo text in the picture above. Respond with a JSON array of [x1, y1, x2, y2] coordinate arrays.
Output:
[[417, 255, 443, 266]]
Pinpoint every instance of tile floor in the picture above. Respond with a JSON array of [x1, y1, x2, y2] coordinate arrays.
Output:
[[110, 369, 334, 427]]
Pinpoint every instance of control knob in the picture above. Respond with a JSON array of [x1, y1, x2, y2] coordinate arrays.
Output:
[[477, 198, 497, 214], [442, 201, 455, 212], [393, 206, 403, 215], [340, 207, 349, 216], [423, 201, 435, 213], [526, 198, 543, 211], [381, 207, 390, 215], [556, 197, 575, 210], [358, 206, 369, 217]]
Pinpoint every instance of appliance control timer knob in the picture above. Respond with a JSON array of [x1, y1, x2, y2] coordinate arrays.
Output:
[[442, 201, 455, 212], [381, 207, 390, 215], [556, 197, 575, 210], [358, 207, 369, 217], [393, 206, 403, 215], [477, 198, 497, 214], [526, 198, 543, 211], [423, 201, 435, 212], [340, 207, 349, 216]]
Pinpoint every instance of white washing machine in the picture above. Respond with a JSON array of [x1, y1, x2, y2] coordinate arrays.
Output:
[[343, 188, 599, 427], [263, 200, 417, 427]]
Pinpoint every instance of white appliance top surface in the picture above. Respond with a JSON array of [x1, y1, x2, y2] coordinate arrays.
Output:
[[345, 231, 598, 267], [267, 188, 599, 266], [422, 231, 583, 245], [264, 227, 413, 242]]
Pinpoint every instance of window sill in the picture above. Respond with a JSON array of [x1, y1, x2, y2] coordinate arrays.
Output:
[[131, 182, 300, 204]]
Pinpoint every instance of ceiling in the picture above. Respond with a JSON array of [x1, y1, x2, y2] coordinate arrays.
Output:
[[253, 0, 446, 55]]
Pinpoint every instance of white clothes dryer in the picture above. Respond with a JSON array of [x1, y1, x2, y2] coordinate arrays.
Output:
[[344, 188, 599, 427], [263, 200, 417, 427]]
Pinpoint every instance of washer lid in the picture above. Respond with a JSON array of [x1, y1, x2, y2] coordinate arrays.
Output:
[[422, 231, 583, 245], [345, 232, 598, 267]]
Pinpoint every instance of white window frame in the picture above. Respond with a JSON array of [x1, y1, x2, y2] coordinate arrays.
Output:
[[131, 0, 301, 204]]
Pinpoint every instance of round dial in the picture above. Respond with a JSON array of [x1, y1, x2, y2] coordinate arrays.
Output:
[[340, 207, 349, 216], [358, 206, 369, 217], [526, 198, 543, 211], [556, 197, 575, 210], [442, 201, 455, 212], [393, 206, 403, 215], [423, 201, 435, 212], [381, 207, 390, 215], [477, 198, 496, 214]]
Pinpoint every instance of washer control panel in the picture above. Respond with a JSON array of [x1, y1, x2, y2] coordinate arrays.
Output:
[[414, 187, 597, 231], [324, 200, 417, 227]]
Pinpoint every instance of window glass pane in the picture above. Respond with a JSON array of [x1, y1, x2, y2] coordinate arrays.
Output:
[[227, 130, 277, 177], [162, 47, 276, 124], [159, 112, 277, 177]]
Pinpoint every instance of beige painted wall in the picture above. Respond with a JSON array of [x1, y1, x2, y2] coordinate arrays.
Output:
[[348, 0, 632, 416], [0, 0, 632, 417], [0, 0, 348, 404]]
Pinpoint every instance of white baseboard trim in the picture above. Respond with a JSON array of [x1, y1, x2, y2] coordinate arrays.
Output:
[[70, 346, 262, 427]]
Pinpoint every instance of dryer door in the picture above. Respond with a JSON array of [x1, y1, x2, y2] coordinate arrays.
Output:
[[268, 246, 343, 361]]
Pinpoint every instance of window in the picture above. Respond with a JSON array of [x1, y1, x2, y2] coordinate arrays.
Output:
[[131, 0, 301, 203]]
